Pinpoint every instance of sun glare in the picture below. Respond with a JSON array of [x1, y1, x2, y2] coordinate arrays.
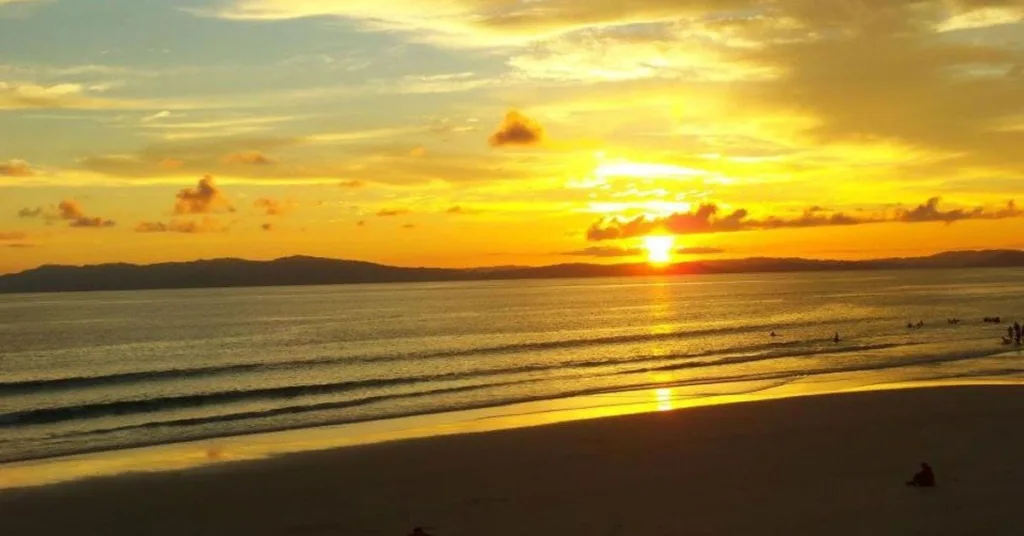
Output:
[[643, 235, 675, 265]]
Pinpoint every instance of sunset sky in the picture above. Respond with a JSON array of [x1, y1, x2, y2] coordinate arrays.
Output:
[[2, 0, 1024, 274]]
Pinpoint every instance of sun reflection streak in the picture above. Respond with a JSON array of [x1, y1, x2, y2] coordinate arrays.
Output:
[[655, 388, 675, 412]]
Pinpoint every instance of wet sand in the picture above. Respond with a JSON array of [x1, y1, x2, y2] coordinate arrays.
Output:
[[3, 385, 1023, 535]]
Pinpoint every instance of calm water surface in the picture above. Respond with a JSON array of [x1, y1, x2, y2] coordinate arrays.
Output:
[[2, 269, 1023, 464]]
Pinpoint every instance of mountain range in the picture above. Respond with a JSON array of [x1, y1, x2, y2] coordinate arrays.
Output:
[[1, 249, 1023, 294]]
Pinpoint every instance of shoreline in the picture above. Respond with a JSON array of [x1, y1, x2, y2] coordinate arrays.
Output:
[[3, 383, 1024, 535], [2, 372, 1021, 491]]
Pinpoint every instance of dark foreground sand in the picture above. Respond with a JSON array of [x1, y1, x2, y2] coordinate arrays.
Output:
[[3, 385, 1024, 535]]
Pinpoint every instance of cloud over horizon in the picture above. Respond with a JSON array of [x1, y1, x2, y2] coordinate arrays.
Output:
[[587, 198, 1023, 240]]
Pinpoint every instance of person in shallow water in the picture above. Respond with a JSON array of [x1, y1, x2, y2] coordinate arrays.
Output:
[[906, 463, 935, 487]]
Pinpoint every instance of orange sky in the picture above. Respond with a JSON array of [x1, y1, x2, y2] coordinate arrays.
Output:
[[3, 0, 1024, 274]]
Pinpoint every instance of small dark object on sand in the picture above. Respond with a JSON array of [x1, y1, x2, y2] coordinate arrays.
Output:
[[409, 528, 433, 536], [906, 462, 935, 487]]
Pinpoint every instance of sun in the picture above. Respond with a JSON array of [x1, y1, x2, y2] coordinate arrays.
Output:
[[643, 235, 675, 265]]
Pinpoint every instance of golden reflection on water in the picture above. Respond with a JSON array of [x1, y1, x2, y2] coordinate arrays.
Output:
[[655, 388, 675, 412]]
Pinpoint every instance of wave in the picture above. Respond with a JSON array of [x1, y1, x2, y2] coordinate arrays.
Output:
[[56, 344, 1016, 447], [0, 317, 847, 396], [0, 337, 987, 429]]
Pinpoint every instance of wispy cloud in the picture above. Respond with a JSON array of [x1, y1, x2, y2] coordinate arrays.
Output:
[[135, 217, 227, 234], [563, 246, 644, 258], [0, 159, 35, 177], [137, 115, 298, 141], [0, 81, 150, 110], [377, 208, 411, 217]]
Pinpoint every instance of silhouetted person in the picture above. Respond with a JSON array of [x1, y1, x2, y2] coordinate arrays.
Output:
[[833, 332, 840, 343], [906, 462, 935, 487], [408, 527, 432, 536], [770, 331, 778, 337], [1014, 322, 1022, 345]]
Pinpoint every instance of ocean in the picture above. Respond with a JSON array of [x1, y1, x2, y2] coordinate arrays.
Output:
[[2, 268, 1023, 465]]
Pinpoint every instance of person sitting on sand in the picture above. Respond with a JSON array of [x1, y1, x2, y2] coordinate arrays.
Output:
[[770, 331, 778, 337], [906, 462, 935, 487]]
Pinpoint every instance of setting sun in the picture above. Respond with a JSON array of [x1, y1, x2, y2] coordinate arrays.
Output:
[[643, 236, 675, 265]]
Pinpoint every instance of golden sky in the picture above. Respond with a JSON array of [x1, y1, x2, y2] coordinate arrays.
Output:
[[2, 0, 1024, 273]]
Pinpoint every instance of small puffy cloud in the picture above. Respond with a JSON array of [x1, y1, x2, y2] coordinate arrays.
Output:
[[174, 175, 234, 214], [253, 197, 295, 216], [135, 217, 226, 234], [58, 200, 116, 228], [356, 220, 366, 227], [0, 159, 35, 177], [377, 208, 411, 217], [223, 151, 277, 165], [402, 223, 417, 229], [488, 110, 544, 147], [261, 223, 274, 231], [563, 246, 645, 258], [339, 180, 365, 188]]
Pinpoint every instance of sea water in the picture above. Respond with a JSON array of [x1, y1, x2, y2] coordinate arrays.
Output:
[[2, 268, 1024, 464]]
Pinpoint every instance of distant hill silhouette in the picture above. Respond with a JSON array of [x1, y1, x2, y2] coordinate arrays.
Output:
[[1, 250, 1023, 294]]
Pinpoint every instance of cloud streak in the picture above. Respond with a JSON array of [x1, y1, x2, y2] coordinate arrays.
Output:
[[135, 217, 226, 234], [587, 198, 1023, 241], [377, 208, 411, 217]]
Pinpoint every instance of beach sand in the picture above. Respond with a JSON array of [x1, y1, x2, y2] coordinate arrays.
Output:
[[3, 385, 1024, 535]]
